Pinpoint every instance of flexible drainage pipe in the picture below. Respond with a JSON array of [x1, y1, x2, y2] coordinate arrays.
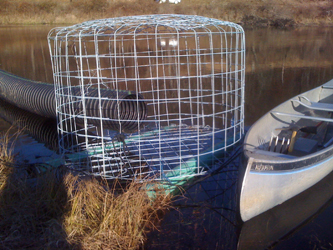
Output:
[[0, 70, 147, 132], [0, 98, 59, 151]]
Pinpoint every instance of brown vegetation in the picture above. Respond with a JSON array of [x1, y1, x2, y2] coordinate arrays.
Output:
[[0, 0, 332, 26], [0, 129, 172, 249], [64, 175, 171, 249], [0, 129, 18, 192]]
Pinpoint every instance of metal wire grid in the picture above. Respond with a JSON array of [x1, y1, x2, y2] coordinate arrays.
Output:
[[87, 125, 224, 179], [48, 14, 245, 180]]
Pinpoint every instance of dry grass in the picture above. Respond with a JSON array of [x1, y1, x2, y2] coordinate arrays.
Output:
[[64, 175, 171, 250], [0, 128, 19, 192], [0, 0, 332, 26], [0, 130, 172, 249]]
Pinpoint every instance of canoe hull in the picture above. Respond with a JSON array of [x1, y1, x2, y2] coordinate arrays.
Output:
[[240, 151, 333, 222]]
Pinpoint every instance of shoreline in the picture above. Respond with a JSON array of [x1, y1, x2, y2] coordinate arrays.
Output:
[[0, 0, 332, 27]]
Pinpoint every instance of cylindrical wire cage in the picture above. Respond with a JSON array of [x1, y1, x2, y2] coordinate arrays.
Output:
[[48, 14, 245, 180]]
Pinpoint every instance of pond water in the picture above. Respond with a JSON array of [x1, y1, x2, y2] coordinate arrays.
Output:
[[1, 25, 333, 249]]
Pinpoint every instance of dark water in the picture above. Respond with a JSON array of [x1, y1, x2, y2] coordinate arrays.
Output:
[[1, 25, 333, 249]]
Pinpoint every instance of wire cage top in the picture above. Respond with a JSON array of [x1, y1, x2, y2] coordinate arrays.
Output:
[[48, 14, 245, 181]]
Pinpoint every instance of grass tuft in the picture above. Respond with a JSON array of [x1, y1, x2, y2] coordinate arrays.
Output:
[[0, 128, 19, 192], [64, 175, 171, 250]]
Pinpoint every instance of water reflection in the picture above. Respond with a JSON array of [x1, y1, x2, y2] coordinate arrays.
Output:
[[245, 27, 333, 125], [145, 158, 240, 249], [1, 25, 333, 249], [238, 169, 333, 250], [1, 26, 333, 127], [0, 25, 57, 82], [0, 97, 58, 151]]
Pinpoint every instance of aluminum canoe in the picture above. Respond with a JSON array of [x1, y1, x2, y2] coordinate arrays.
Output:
[[240, 78, 333, 222]]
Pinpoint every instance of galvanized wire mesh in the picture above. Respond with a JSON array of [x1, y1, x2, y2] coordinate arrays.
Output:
[[48, 14, 245, 180]]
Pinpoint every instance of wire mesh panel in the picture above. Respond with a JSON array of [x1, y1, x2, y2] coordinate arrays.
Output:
[[48, 14, 245, 180]]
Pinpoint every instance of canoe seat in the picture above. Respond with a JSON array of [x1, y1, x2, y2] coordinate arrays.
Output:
[[291, 96, 333, 112], [271, 111, 333, 123], [322, 84, 333, 89]]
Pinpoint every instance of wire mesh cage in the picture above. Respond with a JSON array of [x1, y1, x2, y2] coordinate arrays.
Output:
[[48, 14, 245, 181]]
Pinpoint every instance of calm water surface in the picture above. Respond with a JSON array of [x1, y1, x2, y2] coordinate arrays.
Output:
[[1, 25, 333, 249]]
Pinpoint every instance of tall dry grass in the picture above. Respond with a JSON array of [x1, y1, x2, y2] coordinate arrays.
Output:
[[0, 0, 332, 26], [0, 128, 19, 192], [64, 175, 171, 249], [0, 129, 172, 249]]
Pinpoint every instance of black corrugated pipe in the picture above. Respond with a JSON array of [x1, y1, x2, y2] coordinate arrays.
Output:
[[0, 97, 59, 151], [0, 70, 56, 117], [0, 70, 147, 132]]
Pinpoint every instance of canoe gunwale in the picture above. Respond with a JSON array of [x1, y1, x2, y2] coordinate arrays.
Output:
[[244, 142, 333, 171]]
